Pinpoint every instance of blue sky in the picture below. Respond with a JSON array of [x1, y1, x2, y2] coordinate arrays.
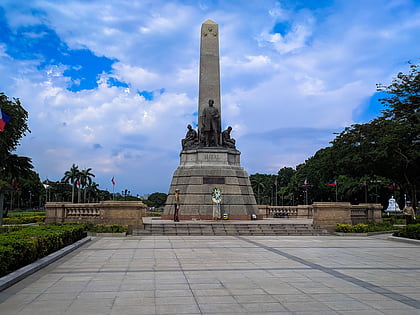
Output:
[[1, 0, 419, 196]]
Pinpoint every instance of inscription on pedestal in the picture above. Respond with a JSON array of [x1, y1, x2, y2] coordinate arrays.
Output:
[[203, 177, 225, 185], [204, 153, 219, 160]]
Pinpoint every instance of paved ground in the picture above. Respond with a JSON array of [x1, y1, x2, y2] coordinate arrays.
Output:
[[1, 234, 420, 314]]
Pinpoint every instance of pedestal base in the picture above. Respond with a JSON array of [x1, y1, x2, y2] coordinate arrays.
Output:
[[163, 148, 260, 220]]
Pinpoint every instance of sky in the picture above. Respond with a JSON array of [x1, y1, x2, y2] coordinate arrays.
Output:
[[1, 0, 419, 197]]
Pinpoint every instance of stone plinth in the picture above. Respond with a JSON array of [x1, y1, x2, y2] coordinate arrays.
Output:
[[163, 148, 260, 220], [45, 201, 146, 228], [312, 202, 352, 231]]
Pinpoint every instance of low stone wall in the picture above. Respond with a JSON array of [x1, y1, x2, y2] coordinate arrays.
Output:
[[312, 202, 383, 231], [45, 201, 146, 229], [261, 203, 383, 231], [350, 203, 383, 224]]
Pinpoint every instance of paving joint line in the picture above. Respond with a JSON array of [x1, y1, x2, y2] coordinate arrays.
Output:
[[236, 236, 420, 309], [169, 237, 203, 315]]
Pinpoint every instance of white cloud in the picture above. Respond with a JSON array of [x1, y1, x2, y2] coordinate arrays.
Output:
[[1, 0, 420, 195]]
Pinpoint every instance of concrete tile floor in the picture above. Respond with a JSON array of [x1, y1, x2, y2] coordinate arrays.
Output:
[[1, 235, 420, 314]]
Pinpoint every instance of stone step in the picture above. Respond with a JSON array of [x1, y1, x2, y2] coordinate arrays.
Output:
[[132, 222, 329, 236]]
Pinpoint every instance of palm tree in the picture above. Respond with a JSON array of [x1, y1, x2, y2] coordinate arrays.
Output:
[[79, 168, 95, 203], [86, 182, 99, 203], [61, 164, 80, 203], [250, 176, 266, 205]]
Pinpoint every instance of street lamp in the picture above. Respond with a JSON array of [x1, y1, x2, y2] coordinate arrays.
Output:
[[122, 189, 130, 200]]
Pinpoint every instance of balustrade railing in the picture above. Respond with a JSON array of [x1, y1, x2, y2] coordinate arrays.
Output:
[[66, 207, 100, 217]]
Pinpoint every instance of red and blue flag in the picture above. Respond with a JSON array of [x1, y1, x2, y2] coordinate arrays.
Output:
[[0, 108, 11, 132]]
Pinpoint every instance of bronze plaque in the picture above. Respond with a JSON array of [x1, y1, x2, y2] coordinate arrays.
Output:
[[203, 177, 225, 185]]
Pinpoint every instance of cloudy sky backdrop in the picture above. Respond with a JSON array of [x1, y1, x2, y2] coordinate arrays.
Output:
[[1, 0, 419, 196]]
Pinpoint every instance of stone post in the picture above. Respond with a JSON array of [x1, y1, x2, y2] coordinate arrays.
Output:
[[312, 202, 352, 231]]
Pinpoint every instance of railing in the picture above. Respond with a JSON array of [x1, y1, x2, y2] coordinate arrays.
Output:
[[259, 205, 313, 219], [259, 203, 382, 224], [45, 201, 146, 227], [66, 207, 100, 217], [350, 204, 383, 224]]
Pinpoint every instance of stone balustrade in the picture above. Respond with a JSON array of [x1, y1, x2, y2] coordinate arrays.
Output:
[[259, 202, 383, 231], [45, 201, 146, 229]]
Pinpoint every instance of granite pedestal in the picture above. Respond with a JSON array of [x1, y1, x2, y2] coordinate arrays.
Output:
[[162, 148, 260, 220]]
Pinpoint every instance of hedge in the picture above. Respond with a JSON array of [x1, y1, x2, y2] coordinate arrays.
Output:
[[336, 222, 397, 233], [2, 216, 46, 225], [0, 224, 86, 277], [82, 222, 128, 233], [394, 224, 420, 240]]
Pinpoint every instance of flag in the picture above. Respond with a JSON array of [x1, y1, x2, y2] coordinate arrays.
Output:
[[360, 182, 366, 187], [388, 182, 395, 189], [0, 108, 11, 132], [77, 180, 81, 187], [273, 178, 277, 186], [111, 177, 115, 185], [328, 180, 337, 186], [302, 178, 308, 188]]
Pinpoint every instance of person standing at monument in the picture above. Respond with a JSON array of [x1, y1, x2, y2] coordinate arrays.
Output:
[[174, 189, 180, 222], [201, 99, 220, 147]]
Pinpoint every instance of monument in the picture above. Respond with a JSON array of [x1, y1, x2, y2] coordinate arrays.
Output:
[[162, 20, 260, 220], [384, 196, 402, 214]]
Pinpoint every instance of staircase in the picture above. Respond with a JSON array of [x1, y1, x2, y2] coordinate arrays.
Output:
[[132, 222, 329, 236]]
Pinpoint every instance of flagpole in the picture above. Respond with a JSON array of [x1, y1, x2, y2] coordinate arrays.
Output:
[[335, 182, 338, 202]]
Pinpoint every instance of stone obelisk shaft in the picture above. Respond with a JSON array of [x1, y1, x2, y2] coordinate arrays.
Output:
[[198, 19, 221, 134]]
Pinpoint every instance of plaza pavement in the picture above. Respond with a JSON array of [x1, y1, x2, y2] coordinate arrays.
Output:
[[1, 233, 420, 314]]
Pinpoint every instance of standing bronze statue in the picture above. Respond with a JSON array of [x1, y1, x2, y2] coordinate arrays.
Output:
[[201, 99, 220, 147]]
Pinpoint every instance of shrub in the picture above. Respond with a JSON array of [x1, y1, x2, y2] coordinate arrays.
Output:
[[336, 222, 397, 233], [8, 211, 46, 217], [336, 223, 368, 233], [3, 216, 46, 225], [0, 224, 86, 277], [394, 224, 420, 240], [85, 223, 128, 233]]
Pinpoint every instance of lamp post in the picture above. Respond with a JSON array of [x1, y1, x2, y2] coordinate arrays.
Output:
[[122, 189, 130, 200]]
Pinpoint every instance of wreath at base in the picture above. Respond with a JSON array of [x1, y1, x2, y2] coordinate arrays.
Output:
[[211, 187, 222, 204]]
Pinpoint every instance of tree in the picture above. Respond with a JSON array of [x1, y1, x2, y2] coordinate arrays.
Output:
[[331, 62, 419, 205], [250, 173, 278, 205], [79, 168, 95, 202], [85, 182, 99, 203], [147, 192, 168, 208], [0, 93, 30, 161], [61, 164, 80, 203], [1, 93, 32, 221], [288, 62, 419, 206]]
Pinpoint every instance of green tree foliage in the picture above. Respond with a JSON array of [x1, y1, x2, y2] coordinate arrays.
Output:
[[250, 173, 278, 205], [331, 62, 419, 204], [146, 192, 168, 208], [0, 93, 30, 160], [79, 168, 95, 202], [250, 62, 419, 206], [61, 164, 80, 203], [0, 93, 34, 219]]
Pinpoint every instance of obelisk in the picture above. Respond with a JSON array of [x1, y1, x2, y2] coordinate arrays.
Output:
[[198, 20, 221, 134], [162, 20, 260, 220]]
